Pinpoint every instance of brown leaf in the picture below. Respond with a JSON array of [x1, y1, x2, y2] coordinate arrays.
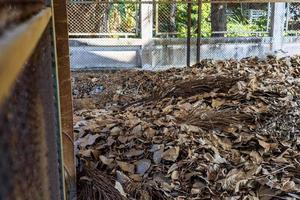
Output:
[[79, 149, 93, 157], [79, 134, 100, 148], [129, 174, 142, 182], [212, 98, 225, 108], [250, 151, 263, 164], [111, 126, 122, 136], [171, 171, 179, 180], [258, 140, 277, 152], [144, 127, 156, 138], [132, 124, 142, 136], [99, 155, 114, 166], [117, 161, 135, 174], [118, 135, 128, 144], [125, 149, 145, 158], [162, 147, 180, 162]]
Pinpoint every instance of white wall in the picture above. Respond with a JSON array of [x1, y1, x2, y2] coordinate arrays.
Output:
[[70, 37, 300, 69]]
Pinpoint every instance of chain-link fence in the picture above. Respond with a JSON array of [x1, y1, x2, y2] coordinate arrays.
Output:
[[285, 2, 300, 36], [154, 2, 271, 38], [67, 1, 140, 37], [67, 0, 300, 70]]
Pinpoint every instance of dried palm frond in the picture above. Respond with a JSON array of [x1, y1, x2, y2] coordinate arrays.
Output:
[[125, 75, 245, 108], [125, 181, 169, 200], [182, 109, 256, 131], [77, 168, 126, 200]]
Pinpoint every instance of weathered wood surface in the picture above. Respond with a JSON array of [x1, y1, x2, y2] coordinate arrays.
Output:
[[52, 0, 76, 198]]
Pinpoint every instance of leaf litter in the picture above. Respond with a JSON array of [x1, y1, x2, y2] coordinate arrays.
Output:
[[74, 56, 300, 199]]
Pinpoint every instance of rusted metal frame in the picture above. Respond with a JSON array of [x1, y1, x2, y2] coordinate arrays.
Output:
[[0, 8, 52, 105], [187, 1, 192, 67], [50, 38, 67, 200], [52, 0, 76, 199], [0, 2, 44, 31], [196, 0, 202, 63]]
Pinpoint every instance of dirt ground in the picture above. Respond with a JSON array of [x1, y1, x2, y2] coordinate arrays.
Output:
[[72, 56, 300, 200]]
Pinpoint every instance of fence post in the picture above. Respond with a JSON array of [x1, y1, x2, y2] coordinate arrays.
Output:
[[52, 0, 76, 199], [141, 0, 153, 68], [196, 0, 202, 63], [187, 2, 192, 67], [270, 3, 286, 53]]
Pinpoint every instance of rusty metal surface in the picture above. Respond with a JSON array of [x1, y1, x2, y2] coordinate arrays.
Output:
[[0, 2, 64, 198], [0, 3, 44, 31]]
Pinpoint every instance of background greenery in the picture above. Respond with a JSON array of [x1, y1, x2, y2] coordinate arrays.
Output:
[[104, 2, 272, 38]]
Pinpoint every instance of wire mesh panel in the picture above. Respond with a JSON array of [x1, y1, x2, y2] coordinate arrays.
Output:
[[67, 1, 300, 70], [67, 1, 140, 37], [154, 1, 189, 38], [153, 2, 271, 38], [0, 4, 64, 200], [285, 2, 300, 36]]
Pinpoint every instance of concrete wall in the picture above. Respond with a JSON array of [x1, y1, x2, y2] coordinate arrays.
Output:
[[69, 37, 300, 70]]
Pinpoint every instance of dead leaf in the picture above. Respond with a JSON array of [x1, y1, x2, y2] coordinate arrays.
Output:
[[115, 181, 127, 197], [117, 161, 135, 174], [153, 148, 164, 164], [135, 159, 151, 175], [132, 124, 142, 136], [99, 155, 114, 166], [258, 140, 277, 152], [125, 149, 145, 158], [250, 151, 263, 164], [162, 147, 180, 162], [79, 134, 100, 148], [111, 126, 122, 136], [212, 98, 225, 108]]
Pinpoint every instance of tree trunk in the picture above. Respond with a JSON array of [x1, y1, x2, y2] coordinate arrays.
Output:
[[169, 3, 177, 37], [211, 3, 227, 37]]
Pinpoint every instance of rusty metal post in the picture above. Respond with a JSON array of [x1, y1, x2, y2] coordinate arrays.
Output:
[[187, 1, 192, 67], [52, 0, 76, 199], [197, 0, 202, 63]]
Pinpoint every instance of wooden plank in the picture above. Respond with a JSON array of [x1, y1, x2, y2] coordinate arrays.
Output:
[[0, 8, 51, 105], [52, 0, 76, 199]]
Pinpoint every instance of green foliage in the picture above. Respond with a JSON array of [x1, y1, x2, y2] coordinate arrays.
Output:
[[229, 8, 249, 25], [105, 2, 269, 38], [176, 3, 211, 38], [226, 7, 268, 37], [108, 1, 138, 36], [253, 16, 268, 31]]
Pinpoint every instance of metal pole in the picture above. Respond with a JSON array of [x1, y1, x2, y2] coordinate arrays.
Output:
[[187, 1, 192, 67], [197, 0, 202, 63]]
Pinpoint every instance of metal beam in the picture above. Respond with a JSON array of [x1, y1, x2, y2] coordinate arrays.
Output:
[[187, 2, 192, 67], [197, 0, 202, 63], [0, 8, 51, 105]]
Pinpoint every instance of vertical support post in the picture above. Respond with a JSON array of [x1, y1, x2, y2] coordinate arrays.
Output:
[[270, 3, 286, 53], [197, 0, 202, 63], [187, 2, 192, 67], [52, 0, 76, 199], [141, 0, 153, 68]]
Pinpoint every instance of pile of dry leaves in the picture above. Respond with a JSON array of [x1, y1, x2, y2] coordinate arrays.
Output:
[[73, 56, 300, 200]]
